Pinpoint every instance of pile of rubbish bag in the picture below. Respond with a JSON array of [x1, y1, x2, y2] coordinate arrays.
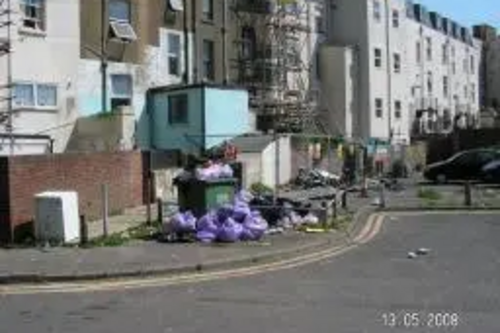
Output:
[[165, 190, 323, 243], [195, 162, 234, 181], [248, 195, 320, 231], [166, 190, 268, 243]]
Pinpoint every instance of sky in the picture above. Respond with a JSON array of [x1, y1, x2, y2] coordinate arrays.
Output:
[[417, 0, 498, 29]]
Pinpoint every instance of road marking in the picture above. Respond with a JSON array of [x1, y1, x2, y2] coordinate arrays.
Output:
[[357, 214, 385, 245], [0, 214, 386, 296], [388, 210, 500, 218]]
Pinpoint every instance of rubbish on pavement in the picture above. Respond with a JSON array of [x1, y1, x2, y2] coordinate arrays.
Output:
[[195, 162, 234, 181], [303, 227, 329, 234], [170, 211, 197, 233], [217, 217, 244, 243], [266, 227, 285, 235], [407, 251, 418, 259], [416, 248, 431, 255], [302, 213, 320, 225], [196, 230, 217, 243]]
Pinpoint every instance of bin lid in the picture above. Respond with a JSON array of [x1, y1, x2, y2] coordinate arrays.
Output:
[[200, 178, 238, 184]]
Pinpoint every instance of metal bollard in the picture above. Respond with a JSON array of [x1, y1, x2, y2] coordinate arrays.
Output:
[[332, 197, 338, 220], [101, 184, 109, 237], [80, 215, 88, 246], [157, 198, 163, 224], [379, 182, 386, 209], [464, 181, 472, 207], [341, 190, 348, 210]]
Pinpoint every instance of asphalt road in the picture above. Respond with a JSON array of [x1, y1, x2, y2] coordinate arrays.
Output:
[[1, 213, 500, 332]]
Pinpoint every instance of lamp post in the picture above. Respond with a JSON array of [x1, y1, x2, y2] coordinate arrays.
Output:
[[101, 0, 108, 114]]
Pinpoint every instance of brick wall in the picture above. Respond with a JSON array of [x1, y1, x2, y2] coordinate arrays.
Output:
[[0, 158, 10, 243], [0, 151, 146, 243]]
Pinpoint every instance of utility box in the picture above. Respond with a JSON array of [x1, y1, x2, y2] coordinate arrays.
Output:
[[35, 191, 80, 244]]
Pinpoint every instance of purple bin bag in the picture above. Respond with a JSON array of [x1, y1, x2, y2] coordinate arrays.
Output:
[[217, 217, 244, 243], [217, 205, 234, 222], [232, 203, 251, 222], [197, 212, 220, 234], [171, 212, 196, 233], [196, 230, 217, 243], [243, 214, 268, 241]]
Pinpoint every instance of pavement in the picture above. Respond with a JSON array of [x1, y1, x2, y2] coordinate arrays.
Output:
[[1, 212, 499, 332], [86, 205, 158, 239], [0, 180, 498, 285]]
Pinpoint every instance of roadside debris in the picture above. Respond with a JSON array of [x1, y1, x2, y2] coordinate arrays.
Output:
[[416, 248, 431, 255], [407, 248, 432, 259], [407, 251, 418, 259]]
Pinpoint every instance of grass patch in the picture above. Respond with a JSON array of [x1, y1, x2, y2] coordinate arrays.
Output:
[[86, 221, 161, 248], [417, 188, 442, 201], [330, 214, 353, 231]]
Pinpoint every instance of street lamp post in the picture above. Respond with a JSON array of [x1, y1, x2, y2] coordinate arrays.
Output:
[[101, 0, 108, 114]]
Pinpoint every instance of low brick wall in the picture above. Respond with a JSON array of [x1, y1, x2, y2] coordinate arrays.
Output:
[[0, 151, 147, 243]]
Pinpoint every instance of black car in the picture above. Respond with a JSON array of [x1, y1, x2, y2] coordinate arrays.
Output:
[[480, 160, 500, 183], [424, 149, 500, 183]]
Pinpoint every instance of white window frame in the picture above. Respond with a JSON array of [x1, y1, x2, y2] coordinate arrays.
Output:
[[20, 0, 45, 31], [110, 74, 133, 109], [427, 71, 433, 93], [374, 48, 382, 68], [392, 9, 399, 28], [394, 100, 402, 119], [13, 82, 58, 110], [442, 44, 448, 64], [393, 53, 401, 73], [426, 37, 432, 61], [416, 41, 421, 64], [373, 0, 381, 22], [167, 32, 182, 76], [443, 76, 449, 97], [202, 0, 214, 21], [202, 39, 215, 81], [375, 98, 383, 118]]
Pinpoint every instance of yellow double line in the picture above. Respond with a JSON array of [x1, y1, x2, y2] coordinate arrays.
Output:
[[0, 214, 386, 296]]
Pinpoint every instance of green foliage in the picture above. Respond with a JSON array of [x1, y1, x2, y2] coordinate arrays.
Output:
[[250, 182, 273, 195], [86, 221, 160, 248], [417, 188, 442, 201]]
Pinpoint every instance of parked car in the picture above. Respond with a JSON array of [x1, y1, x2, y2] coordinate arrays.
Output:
[[423, 148, 500, 183], [480, 160, 500, 184]]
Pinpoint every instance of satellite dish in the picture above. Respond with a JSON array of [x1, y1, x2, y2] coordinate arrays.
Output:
[[169, 0, 183, 11]]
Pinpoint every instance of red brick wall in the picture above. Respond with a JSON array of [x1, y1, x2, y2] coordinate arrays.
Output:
[[0, 151, 146, 243]]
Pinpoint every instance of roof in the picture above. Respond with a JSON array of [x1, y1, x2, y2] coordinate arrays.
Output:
[[230, 135, 274, 153], [148, 82, 247, 95]]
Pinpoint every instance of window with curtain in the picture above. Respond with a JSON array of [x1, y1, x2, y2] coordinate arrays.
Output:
[[111, 74, 133, 109], [111, 74, 133, 97], [203, 39, 215, 80], [168, 33, 181, 76], [13, 83, 57, 108], [13, 83, 35, 107], [37, 84, 57, 107]]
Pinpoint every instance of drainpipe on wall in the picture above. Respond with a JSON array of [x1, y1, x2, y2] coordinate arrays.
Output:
[[183, 0, 190, 84], [191, 0, 198, 83], [384, 0, 393, 147], [222, 0, 228, 84], [101, 0, 108, 114]]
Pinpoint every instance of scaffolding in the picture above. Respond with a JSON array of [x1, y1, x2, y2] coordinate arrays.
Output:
[[0, 0, 13, 155], [231, 0, 326, 135]]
